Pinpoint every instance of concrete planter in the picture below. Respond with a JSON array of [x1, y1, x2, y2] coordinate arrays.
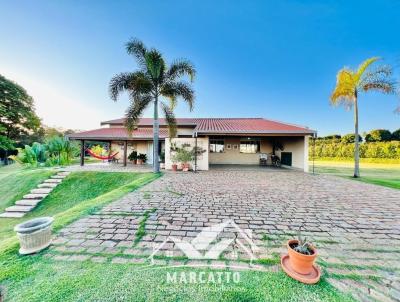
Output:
[[14, 217, 54, 255]]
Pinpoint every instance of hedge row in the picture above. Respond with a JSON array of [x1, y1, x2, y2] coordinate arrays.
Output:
[[309, 141, 400, 159]]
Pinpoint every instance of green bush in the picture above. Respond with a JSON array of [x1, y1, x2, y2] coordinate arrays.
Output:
[[9, 137, 79, 167], [392, 129, 400, 141], [365, 129, 392, 142]]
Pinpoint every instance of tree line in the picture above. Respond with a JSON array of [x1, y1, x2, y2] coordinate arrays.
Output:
[[0, 74, 77, 164], [310, 130, 400, 159]]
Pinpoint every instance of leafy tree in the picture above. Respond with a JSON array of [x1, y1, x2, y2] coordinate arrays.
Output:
[[109, 38, 196, 173], [392, 128, 400, 141], [341, 133, 363, 143], [323, 134, 341, 140], [0, 74, 42, 148], [364, 129, 392, 142], [330, 57, 397, 177]]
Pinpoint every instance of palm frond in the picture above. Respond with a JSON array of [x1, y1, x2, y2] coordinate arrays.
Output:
[[167, 59, 196, 82], [126, 38, 148, 69], [330, 68, 356, 107], [109, 72, 153, 101], [109, 72, 134, 101], [355, 57, 380, 84], [161, 81, 194, 111], [125, 94, 152, 132], [361, 79, 397, 94], [160, 101, 177, 138], [145, 49, 166, 82]]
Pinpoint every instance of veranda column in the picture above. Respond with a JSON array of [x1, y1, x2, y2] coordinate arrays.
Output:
[[123, 141, 127, 167], [80, 140, 85, 166]]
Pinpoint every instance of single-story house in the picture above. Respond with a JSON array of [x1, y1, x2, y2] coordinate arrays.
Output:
[[68, 117, 316, 172]]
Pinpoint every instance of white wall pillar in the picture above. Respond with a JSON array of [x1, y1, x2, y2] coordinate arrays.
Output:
[[303, 135, 309, 173]]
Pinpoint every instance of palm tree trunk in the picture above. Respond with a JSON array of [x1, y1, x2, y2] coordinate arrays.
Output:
[[153, 96, 160, 173], [353, 93, 360, 178]]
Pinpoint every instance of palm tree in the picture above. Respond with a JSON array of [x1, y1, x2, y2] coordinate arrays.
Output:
[[330, 57, 397, 178], [109, 38, 195, 173]]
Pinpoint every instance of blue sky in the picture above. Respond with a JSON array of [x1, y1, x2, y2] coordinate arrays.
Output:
[[1, 0, 399, 135]]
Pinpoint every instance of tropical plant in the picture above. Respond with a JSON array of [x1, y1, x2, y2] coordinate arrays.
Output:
[[90, 145, 106, 156], [10, 142, 46, 166], [137, 153, 147, 163], [128, 150, 138, 161], [109, 38, 196, 173], [330, 57, 397, 177]]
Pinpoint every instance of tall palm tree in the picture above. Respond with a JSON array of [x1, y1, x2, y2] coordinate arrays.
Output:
[[109, 39, 195, 173], [330, 57, 397, 178]]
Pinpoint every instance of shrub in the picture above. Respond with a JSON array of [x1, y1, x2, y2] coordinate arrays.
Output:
[[341, 133, 362, 143], [310, 140, 400, 159], [365, 129, 392, 142], [128, 150, 137, 161], [392, 129, 400, 141]]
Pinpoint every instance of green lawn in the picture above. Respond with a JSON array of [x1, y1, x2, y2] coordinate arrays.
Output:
[[0, 255, 354, 302], [310, 160, 400, 189], [0, 165, 354, 302]]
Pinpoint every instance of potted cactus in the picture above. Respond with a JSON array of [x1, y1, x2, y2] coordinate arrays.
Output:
[[287, 228, 317, 275]]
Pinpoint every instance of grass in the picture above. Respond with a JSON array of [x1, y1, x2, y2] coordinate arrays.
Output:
[[0, 164, 55, 213], [0, 255, 355, 302], [309, 159, 400, 189], [0, 167, 160, 252], [0, 165, 355, 301]]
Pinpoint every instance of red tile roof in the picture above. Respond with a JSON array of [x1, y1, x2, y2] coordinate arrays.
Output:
[[101, 118, 198, 126], [69, 127, 168, 140], [100, 118, 314, 134], [194, 118, 314, 134], [71, 118, 314, 140]]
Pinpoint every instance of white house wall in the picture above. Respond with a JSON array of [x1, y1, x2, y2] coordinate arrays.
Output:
[[165, 137, 209, 170]]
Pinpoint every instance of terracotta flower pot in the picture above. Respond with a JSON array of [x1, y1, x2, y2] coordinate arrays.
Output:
[[287, 239, 317, 275], [172, 164, 178, 171], [133, 159, 137, 165], [182, 163, 190, 172], [137, 159, 143, 165]]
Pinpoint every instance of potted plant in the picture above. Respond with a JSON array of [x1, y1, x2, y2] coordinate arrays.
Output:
[[128, 150, 138, 164], [174, 147, 193, 172], [287, 229, 317, 275], [14, 217, 54, 255], [159, 151, 165, 169], [137, 153, 147, 165]]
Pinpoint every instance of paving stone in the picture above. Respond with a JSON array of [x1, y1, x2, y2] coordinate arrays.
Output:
[[44, 179, 62, 183], [31, 188, 53, 194], [23, 193, 47, 199], [49, 168, 400, 300], [6, 205, 35, 212], [51, 175, 66, 179], [91, 256, 107, 263], [38, 183, 58, 188], [0, 212, 26, 218], [15, 199, 41, 206]]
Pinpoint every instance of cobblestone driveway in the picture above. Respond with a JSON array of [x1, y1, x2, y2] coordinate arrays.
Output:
[[50, 167, 400, 301]]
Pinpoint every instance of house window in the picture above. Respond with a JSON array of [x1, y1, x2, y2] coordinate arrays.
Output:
[[209, 139, 225, 153], [240, 140, 260, 153]]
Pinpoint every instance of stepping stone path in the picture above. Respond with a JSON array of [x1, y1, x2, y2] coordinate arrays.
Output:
[[0, 171, 71, 218]]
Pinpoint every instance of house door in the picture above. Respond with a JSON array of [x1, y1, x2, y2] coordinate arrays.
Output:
[[147, 142, 153, 165]]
